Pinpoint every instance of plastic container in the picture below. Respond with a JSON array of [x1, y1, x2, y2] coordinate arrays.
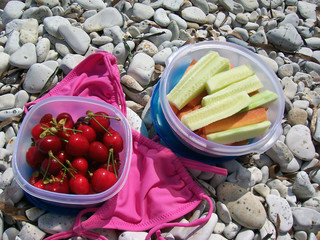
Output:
[[151, 41, 285, 161], [12, 96, 132, 210]]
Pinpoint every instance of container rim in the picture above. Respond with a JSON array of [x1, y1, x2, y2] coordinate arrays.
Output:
[[159, 41, 285, 156], [12, 96, 132, 205]]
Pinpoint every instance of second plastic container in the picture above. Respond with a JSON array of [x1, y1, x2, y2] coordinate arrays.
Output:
[[152, 41, 285, 160]]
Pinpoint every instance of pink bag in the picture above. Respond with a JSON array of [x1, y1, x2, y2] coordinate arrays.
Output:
[[25, 51, 227, 240]]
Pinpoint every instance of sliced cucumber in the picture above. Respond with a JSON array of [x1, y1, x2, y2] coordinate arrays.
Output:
[[240, 90, 278, 112], [168, 54, 230, 110], [206, 64, 255, 94], [181, 91, 251, 131], [206, 120, 271, 145], [201, 74, 263, 107]]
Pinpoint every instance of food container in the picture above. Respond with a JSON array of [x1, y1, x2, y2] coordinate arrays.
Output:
[[12, 96, 132, 211], [151, 41, 285, 163]]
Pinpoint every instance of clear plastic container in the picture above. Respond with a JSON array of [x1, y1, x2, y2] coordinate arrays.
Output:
[[156, 41, 285, 157], [12, 96, 132, 209]]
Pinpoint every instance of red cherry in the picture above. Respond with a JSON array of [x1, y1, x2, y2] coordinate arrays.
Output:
[[40, 155, 64, 176], [77, 125, 96, 143], [71, 157, 88, 176], [91, 168, 117, 193], [36, 135, 62, 154], [56, 112, 74, 127], [31, 123, 49, 141], [103, 129, 123, 153], [45, 178, 70, 193], [40, 113, 53, 125], [89, 111, 110, 136], [29, 171, 42, 185], [69, 174, 90, 194], [26, 146, 45, 169], [65, 134, 89, 156], [88, 141, 109, 163], [34, 180, 45, 189]]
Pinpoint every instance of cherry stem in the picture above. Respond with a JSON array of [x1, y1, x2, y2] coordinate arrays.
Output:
[[92, 116, 111, 135], [86, 110, 121, 121], [48, 151, 76, 179], [107, 148, 118, 179]]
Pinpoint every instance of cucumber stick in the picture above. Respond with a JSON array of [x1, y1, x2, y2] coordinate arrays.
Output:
[[206, 64, 255, 94], [168, 52, 230, 110], [181, 91, 251, 131], [206, 120, 271, 145], [240, 90, 278, 112], [201, 74, 263, 106]]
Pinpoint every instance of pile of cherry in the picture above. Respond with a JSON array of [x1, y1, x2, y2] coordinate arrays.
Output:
[[26, 110, 123, 195]]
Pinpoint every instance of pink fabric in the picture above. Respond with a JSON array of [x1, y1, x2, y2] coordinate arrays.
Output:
[[24, 51, 227, 240], [25, 51, 126, 117]]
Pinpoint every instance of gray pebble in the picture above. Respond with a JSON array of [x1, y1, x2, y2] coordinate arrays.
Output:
[[131, 3, 154, 21], [287, 108, 308, 125], [9, 42, 37, 69], [43, 16, 71, 39], [2, 0, 25, 25], [163, 0, 183, 11], [293, 171, 315, 200], [181, 6, 207, 24], [0, 108, 23, 121], [154, 8, 170, 27], [297, 1, 317, 20], [292, 207, 320, 233], [59, 54, 85, 74], [0, 94, 15, 111], [21, 6, 53, 23], [17, 223, 46, 240], [38, 213, 76, 234]]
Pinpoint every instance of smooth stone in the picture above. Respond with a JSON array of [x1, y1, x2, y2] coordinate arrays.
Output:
[[218, 0, 244, 14], [0, 132, 5, 148], [266, 24, 303, 52], [297, 1, 317, 20], [191, 0, 209, 15], [278, 64, 294, 78], [148, 28, 173, 47], [131, 3, 154, 21], [214, 12, 226, 28], [121, 75, 144, 92], [292, 171, 316, 200], [3, 227, 19, 240], [279, 12, 300, 27], [19, 18, 38, 45], [59, 54, 85, 74], [17, 223, 46, 240], [127, 53, 154, 86], [303, 61, 320, 75], [36, 37, 50, 63], [25, 207, 46, 222], [265, 194, 293, 233], [181, 7, 206, 24], [267, 179, 288, 199], [154, 8, 170, 27], [112, 41, 135, 65], [235, 229, 254, 240], [210, 174, 227, 189], [58, 25, 90, 55], [209, 234, 228, 240], [259, 219, 276, 240], [0, 94, 15, 110], [223, 222, 241, 239], [9, 42, 37, 69], [14, 90, 28, 109], [2, 0, 25, 25], [292, 100, 309, 109], [282, 76, 297, 100], [0, 108, 23, 121], [118, 231, 148, 240], [38, 213, 76, 234], [23, 62, 58, 94], [21, 6, 53, 23], [303, 196, 320, 209], [217, 182, 267, 229], [126, 107, 148, 138], [258, 54, 278, 72], [0, 52, 10, 76], [259, 0, 282, 8], [43, 16, 71, 39], [92, 36, 113, 46], [237, 0, 258, 11], [313, 109, 320, 142], [253, 183, 270, 198], [235, 13, 249, 25], [153, 48, 172, 66], [216, 201, 232, 224], [287, 108, 308, 125], [294, 231, 308, 240], [4, 30, 21, 55], [163, 0, 184, 11], [285, 124, 315, 161], [136, 40, 158, 57], [213, 220, 225, 234], [249, 29, 267, 44], [0, 168, 14, 189], [74, 0, 105, 11], [294, 72, 313, 88], [103, 25, 124, 45], [168, 13, 187, 30], [55, 40, 74, 57], [292, 207, 320, 232], [5, 137, 16, 154], [83, 7, 123, 32], [186, 213, 218, 240], [305, 37, 320, 50]]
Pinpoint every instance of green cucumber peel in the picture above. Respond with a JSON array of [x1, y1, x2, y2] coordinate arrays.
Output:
[[206, 64, 255, 94], [181, 91, 251, 131], [201, 74, 263, 107], [206, 120, 271, 145], [168, 53, 230, 110], [240, 90, 278, 112]]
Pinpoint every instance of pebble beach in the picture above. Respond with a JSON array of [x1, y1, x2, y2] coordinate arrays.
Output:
[[1, 0, 320, 239]]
